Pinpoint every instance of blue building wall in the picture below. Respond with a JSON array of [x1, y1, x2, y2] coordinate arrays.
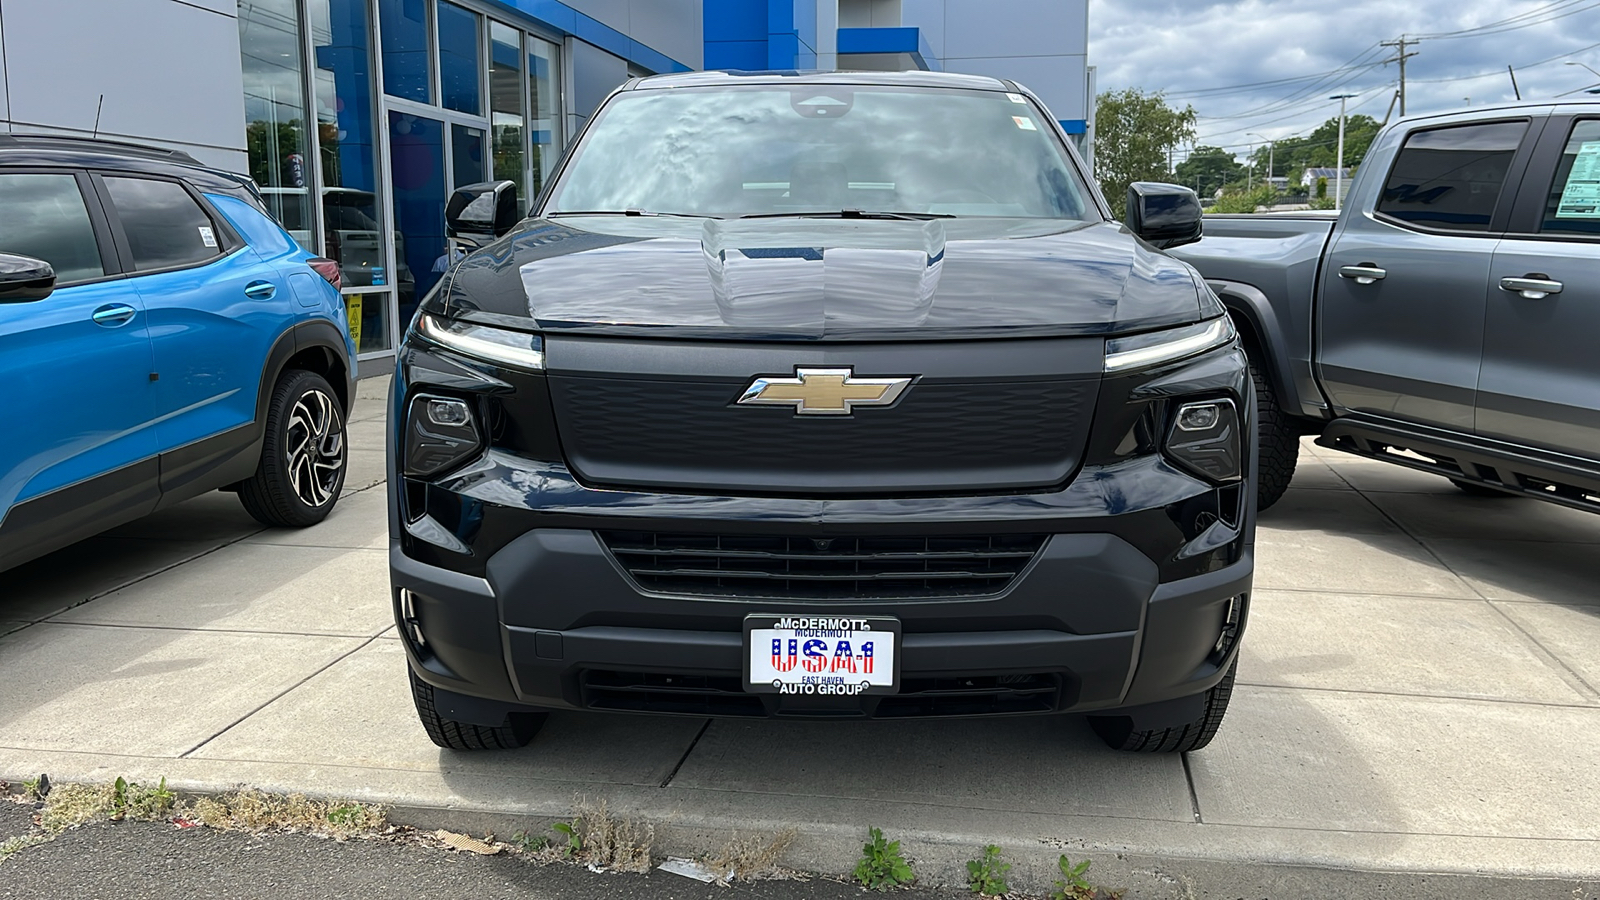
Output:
[[704, 0, 820, 71]]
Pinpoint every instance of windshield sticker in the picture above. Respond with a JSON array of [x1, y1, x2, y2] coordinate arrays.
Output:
[[1007, 93, 1027, 104], [1556, 141, 1600, 219], [1013, 116, 1038, 131], [198, 226, 217, 248]]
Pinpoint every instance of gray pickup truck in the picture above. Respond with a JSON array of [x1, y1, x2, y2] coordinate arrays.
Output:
[[1175, 101, 1600, 513]]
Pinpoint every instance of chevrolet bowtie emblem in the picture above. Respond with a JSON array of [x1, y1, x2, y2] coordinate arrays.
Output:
[[737, 368, 913, 416]]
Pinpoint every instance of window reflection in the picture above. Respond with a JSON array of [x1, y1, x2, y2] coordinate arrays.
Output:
[[529, 37, 562, 201], [438, 2, 481, 115], [489, 22, 526, 212], [389, 111, 446, 329], [240, 0, 314, 250], [379, 0, 431, 103]]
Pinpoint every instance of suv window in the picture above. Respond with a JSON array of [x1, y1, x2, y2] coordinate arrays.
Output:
[[1376, 121, 1527, 232], [102, 176, 224, 270], [1536, 119, 1600, 236], [0, 173, 106, 284]]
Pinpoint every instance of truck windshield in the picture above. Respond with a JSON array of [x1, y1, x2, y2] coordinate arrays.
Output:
[[546, 84, 1093, 221]]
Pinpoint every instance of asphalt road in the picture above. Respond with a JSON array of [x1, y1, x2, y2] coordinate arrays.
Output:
[[3, 802, 1597, 900]]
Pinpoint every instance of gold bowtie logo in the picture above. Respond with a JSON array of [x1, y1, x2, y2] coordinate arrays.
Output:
[[737, 368, 913, 416]]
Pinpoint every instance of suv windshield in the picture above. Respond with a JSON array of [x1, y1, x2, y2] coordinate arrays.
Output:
[[546, 84, 1093, 220]]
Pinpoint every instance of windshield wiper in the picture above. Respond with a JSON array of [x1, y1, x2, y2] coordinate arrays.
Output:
[[739, 209, 956, 221], [547, 209, 713, 219]]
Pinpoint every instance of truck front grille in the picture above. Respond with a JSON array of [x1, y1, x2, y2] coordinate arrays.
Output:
[[599, 531, 1047, 600]]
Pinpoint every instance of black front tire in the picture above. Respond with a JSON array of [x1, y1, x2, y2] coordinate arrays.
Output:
[[1089, 664, 1236, 754], [239, 370, 348, 528], [409, 668, 547, 751], [1252, 361, 1298, 511]]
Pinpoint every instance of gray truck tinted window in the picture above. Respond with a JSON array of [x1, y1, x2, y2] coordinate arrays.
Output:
[[0, 173, 105, 284], [103, 176, 223, 271], [1376, 121, 1527, 232], [1538, 119, 1600, 236]]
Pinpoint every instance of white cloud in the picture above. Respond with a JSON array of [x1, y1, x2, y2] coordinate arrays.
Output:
[[1090, 0, 1600, 158]]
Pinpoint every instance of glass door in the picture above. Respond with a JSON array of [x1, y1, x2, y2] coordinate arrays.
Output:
[[386, 105, 487, 329]]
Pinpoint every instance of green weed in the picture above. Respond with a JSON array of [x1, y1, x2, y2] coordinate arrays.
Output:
[[853, 826, 915, 891], [966, 844, 1010, 896], [1050, 854, 1095, 900]]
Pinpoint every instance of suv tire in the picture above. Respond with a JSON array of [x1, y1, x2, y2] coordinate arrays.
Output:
[[1252, 360, 1298, 511], [409, 668, 547, 750], [1089, 664, 1235, 753], [239, 369, 347, 527]]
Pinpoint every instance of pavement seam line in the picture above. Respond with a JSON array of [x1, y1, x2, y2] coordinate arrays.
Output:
[[658, 719, 713, 789], [1335, 485, 1490, 600], [27, 620, 388, 640], [29, 527, 269, 624], [1179, 752, 1202, 823], [177, 634, 382, 760], [1482, 601, 1600, 702], [1233, 680, 1600, 711]]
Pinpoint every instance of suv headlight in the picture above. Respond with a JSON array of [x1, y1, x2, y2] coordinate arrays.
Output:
[[417, 313, 544, 371], [1104, 317, 1236, 373], [405, 393, 482, 478]]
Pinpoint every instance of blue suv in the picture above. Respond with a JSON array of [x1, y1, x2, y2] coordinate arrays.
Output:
[[0, 135, 355, 572]]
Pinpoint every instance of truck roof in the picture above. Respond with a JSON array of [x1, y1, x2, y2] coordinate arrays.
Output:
[[628, 69, 1014, 93]]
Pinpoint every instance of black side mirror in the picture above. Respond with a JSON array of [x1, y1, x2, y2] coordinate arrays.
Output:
[[1126, 182, 1203, 250], [446, 180, 520, 242], [0, 253, 56, 303]]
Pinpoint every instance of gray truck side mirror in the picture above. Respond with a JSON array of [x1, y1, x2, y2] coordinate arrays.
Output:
[[1126, 182, 1203, 250]]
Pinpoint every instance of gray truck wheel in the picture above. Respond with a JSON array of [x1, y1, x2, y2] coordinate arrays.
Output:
[[1090, 664, 1235, 753], [238, 370, 347, 528], [409, 668, 547, 751], [1252, 361, 1298, 511]]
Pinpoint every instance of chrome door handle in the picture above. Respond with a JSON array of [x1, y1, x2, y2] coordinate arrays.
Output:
[[244, 280, 277, 300], [91, 303, 137, 327], [1499, 275, 1563, 300], [1338, 264, 1387, 285]]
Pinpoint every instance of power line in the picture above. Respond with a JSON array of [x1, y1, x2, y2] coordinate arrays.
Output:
[[1413, 0, 1600, 39]]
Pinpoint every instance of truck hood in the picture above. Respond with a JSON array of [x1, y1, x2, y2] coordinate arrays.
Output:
[[438, 216, 1210, 341]]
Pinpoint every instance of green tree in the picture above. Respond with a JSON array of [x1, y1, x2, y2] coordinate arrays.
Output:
[[1093, 89, 1197, 214], [1266, 114, 1381, 177], [1174, 145, 1244, 199]]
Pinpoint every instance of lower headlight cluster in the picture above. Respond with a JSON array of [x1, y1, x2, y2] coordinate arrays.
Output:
[[406, 393, 482, 478], [1165, 398, 1242, 483]]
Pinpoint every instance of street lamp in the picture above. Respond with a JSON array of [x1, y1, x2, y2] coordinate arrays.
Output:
[[1331, 93, 1356, 211], [1248, 131, 1275, 192], [1561, 61, 1600, 96]]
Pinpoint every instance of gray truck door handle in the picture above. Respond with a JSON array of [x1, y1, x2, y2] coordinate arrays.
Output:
[[1338, 264, 1387, 285], [1499, 275, 1563, 300]]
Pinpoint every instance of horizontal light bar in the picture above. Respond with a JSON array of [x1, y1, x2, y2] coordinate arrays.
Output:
[[417, 313, 544, 371], [1104, 316, 1236, 373]]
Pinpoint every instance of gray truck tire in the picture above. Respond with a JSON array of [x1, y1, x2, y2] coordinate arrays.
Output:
[[1252, 361, 1298, 511], [409, 668, 547, 751], [1090, 664, 1236, 753]]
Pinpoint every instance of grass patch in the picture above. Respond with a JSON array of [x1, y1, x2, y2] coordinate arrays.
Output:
[[708, 827, 798, 882], [37, 778, 177, 833], [0, 833, 51, 866], [186, 790, 385, 839], [567, 798, 653, 873]]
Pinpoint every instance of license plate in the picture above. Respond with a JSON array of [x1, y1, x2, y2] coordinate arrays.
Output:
[[743, 615, 900, 696]]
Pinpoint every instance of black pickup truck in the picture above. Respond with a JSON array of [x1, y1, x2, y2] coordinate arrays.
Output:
[[1176, 101, 1600, 513]]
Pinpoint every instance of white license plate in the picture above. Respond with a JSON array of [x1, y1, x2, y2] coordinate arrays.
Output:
[[743, 615, 900, 696]]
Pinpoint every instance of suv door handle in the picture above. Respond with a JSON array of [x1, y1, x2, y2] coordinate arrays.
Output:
[[91, 303, 137, 327], [1338, 264, 1387, 285], [244, 280, 277, 300], [1499, 274, 1563, 300]]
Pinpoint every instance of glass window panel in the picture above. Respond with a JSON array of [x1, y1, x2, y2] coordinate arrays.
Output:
[[388, 111, 446, 327], [528, 36, 563, 202], [437, 2, 481, 115], [378, 0, 431, 103], [343, 291, 393, 353], [310, 0, 389, 294], [1377, 121, 1528, 233], [0, 174, 105, 284], [489, 22, 526, 212], [452, 123, 487, 190], [103, 178, 224, 271], [239, 0, 315, 251], [1539, 119, 1600, 236]]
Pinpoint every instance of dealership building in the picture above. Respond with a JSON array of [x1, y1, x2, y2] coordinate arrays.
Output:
[[0, 0, 1092, 370]]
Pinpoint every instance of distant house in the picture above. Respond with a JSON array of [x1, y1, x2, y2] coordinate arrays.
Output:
[[1302, 167, 1353, 201]]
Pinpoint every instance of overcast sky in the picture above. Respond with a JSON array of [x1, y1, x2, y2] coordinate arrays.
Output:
[[1089, 0, 1600, 162]]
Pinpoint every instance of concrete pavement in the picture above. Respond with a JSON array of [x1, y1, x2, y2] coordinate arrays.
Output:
[[2, 374, 1598, 892]]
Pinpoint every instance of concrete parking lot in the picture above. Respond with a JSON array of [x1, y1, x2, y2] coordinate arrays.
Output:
[[2, 374, 1598, 888]]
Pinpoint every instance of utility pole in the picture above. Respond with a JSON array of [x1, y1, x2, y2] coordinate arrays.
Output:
[[1331, 93, 1356, 211], [1380, 36, 1418, 117], [1248, 132, 1275, 190]]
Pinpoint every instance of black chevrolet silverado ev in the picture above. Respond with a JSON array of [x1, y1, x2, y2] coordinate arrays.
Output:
[[389, 71, 1254, 753]]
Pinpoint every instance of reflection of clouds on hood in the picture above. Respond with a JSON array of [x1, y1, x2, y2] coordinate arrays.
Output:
[[551, 88, 1089, 218], [1093, 0, 1600, 149]]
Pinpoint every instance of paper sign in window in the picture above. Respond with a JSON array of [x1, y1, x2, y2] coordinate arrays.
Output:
[[1555, 141, 1600, 219]]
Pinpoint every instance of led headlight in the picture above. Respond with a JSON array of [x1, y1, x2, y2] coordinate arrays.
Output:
[[417, 313, 544, 371], [406, 393, 482, 478], [1104, 316, 1236, 373], [1165, 398, 1242, 483]]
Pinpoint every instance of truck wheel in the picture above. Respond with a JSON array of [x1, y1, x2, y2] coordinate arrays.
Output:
[[1451, 479, 1514, 498], [238, 370, 347, 527], [1089, 664, 1235, 753], [1252, 361, 1298, 511], [409, 668, 547, 751]]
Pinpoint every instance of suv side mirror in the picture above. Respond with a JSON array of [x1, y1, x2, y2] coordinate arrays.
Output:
[[446, 180, 520, 243], [0, 253, 56, 303], [1126, 182, 1203, 250]]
